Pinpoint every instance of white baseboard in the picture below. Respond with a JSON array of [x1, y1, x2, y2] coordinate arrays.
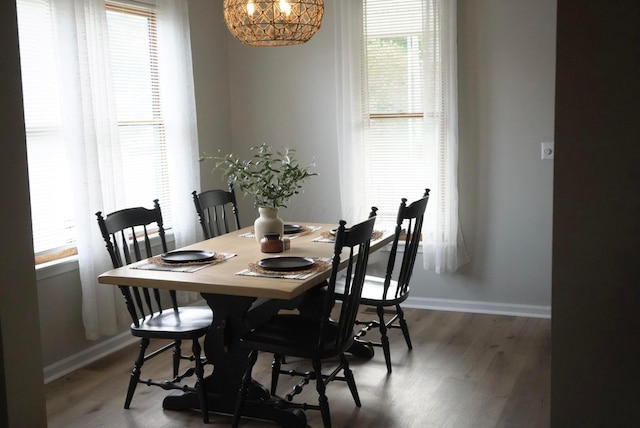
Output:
[[43, 298, 206, 385], [43, 298, 550, 384], [43, 331, 138, 384], [404, 296, 551, 319]]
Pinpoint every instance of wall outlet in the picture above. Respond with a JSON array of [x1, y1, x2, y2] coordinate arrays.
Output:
[[541, 142, 554, 160]]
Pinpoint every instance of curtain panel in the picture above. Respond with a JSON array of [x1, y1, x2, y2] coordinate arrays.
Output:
[[47, 0, 200, 340]]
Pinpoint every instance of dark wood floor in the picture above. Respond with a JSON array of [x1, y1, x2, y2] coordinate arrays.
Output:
[[45, 308, 550, 427]]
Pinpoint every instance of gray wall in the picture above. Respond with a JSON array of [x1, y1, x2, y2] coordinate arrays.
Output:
[[0, 1, 47, 426], [36, 0, 556, 373], [201, 0, 556, 312]]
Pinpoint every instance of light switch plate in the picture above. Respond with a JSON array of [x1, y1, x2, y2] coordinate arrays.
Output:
[[541, 142, 554, 160]]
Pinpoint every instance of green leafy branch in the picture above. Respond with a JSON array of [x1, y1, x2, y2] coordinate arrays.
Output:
[[200, 144, 317, 209]]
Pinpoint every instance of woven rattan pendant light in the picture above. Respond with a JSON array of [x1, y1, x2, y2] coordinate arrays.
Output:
[[223, 0, 324, 47]]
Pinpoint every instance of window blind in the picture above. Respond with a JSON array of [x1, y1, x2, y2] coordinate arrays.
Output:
[[17, 0, 75, 256], [105, 2, 172, 227], [362, 0, 439, 230]]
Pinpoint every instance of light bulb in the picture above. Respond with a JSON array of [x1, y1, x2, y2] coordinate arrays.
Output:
[[247, 0, 255, 15], [279, 0, 292, 17]]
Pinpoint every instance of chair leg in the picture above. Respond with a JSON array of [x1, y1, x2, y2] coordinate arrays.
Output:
[[232, 350, 258, 428], [192, 339, 209, 424], [377, 306, 392, 373], [340, 353, 361, 407], [172, 339, 182, 379], [396, 304, 412, 350], [271, 353, 282, 395], [124, 337, 149, 409], [312, 358, 332, 428]]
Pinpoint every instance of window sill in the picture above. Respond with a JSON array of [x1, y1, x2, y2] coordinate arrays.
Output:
[[35, 231, 175, 281], [36, 254, 79, 281], [381, 241, 424, 254]]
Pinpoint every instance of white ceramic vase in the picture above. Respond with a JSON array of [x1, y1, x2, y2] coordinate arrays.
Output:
[[254, 207, 284, 243]]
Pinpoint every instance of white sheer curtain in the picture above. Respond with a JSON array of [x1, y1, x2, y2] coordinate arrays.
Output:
[[420, 0, 469, 273], [334, 0, 366, 224], [157, 0, 201, 304], [335, 0, 469, 274], [51, 0, 200, 340]]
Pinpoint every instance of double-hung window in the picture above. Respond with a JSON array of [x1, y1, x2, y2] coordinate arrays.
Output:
[[361, 0, 433, 229], [17, 0, 71, 262], [105, 2, 172, 228], [337, 0, 468, 272], [17, 0, 171, 265], [18, 0, 199, 339]]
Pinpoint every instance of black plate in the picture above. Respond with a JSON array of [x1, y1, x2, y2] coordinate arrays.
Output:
[[161, 250, 215, 263], [258, 256, 315, 271], [284, 224, 303, 234]]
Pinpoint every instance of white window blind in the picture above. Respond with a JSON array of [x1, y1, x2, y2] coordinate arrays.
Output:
[[105, 1, 172, 227], [17, 0, 75, 256], [362, 0, 438, 230]]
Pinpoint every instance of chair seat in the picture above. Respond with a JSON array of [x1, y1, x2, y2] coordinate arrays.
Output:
[[241, 314, 349, 359], [131, 306, 212, 339], [336, 275, 409, 306]]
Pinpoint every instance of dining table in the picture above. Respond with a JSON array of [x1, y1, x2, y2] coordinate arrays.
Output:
[[98, 222, 393, 427]]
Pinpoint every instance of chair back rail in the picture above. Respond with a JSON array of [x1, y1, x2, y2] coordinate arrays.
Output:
[[321, 216, 376, 351], [383, 189, 430, 300], [96, 199, 177, 326], [192, 184, 240, 239]]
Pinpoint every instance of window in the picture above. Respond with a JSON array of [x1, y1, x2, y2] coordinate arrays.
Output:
[[17, 0, 73, 260], [105, 2, 171, 222], [337, 0, 468, 272], [17, 0, 172, 264], [361, 0, 435, 229]]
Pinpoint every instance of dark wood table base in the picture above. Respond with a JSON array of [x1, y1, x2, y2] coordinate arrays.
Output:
[[161, 293, 309, 426], [162, 387, 308, 428], [161, 288, 372, 426]]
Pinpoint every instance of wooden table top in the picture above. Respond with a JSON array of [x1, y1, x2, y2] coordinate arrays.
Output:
[[98, 223, 393, 301]]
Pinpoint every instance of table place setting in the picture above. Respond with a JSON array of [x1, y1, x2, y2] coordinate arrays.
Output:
[[236, 256, 332, 280], [130, 251, 237, 273], [238, 224, 322, 239]]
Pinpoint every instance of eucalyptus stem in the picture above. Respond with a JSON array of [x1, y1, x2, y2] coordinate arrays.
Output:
[[200, 144, 317, 209]]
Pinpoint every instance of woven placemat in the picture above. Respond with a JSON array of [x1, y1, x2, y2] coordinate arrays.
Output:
[[290, 225, 319, 237], [147, 252, 227, 267], [247, 258, 331, 276]]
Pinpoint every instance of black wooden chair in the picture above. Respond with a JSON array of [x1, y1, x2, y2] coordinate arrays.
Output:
[[343, 189, 430, 373], [232, 216, 377, 428], [96, 199, 211, 423], [192, 184, 240, 239]]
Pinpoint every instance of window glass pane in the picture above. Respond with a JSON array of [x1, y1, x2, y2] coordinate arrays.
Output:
[[362, 0, 432, 228], [106, 4, 172, 227], [118, 123, 169, 208], [25, 132, 76, 253], [17, 0, 75, 254], [366, 36, 423, 114], [106, 9, 156, 121]]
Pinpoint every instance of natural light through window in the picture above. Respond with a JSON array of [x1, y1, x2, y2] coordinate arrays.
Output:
[[17, 0, 172, 264], [362, 0, 437, 230]]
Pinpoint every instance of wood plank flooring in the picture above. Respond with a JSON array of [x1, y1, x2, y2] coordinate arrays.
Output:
[[45, 308, 550, 427]]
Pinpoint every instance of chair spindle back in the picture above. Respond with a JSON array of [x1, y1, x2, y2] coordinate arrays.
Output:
[[192, 185, 240, 239], [321, 216, 376, 351], [383, 189, 430, 300], [96, 199, 176, 327]]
